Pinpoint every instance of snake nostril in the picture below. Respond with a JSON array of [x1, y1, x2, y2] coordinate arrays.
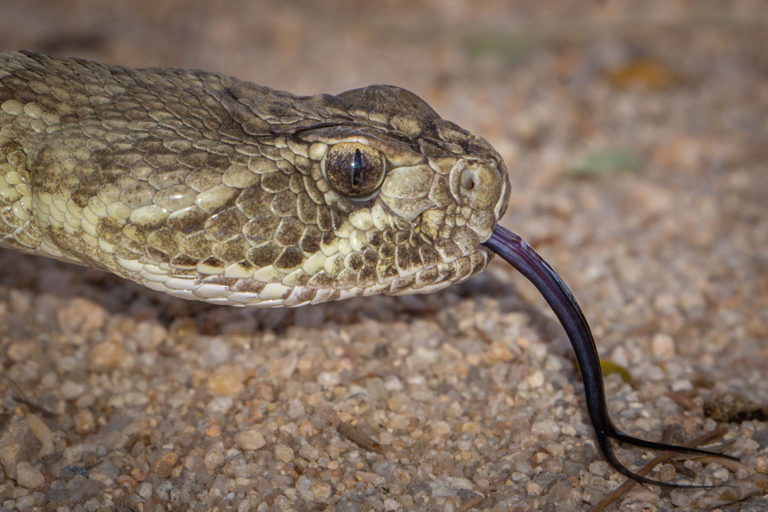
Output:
[[453, 163, 503, 211], [461, 170, 477, 191]]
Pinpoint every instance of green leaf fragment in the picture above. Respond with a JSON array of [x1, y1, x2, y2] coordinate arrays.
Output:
[[600, 360, 632, 383], [569, 148, 643, 177]]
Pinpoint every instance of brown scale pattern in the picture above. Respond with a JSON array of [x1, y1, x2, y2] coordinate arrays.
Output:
[[0, 51, 509, 306]]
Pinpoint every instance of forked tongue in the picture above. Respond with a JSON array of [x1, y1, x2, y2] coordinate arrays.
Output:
[[483, 225, 737, 487]]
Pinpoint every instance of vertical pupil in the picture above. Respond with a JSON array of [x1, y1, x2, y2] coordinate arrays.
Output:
[[351, 148, 363, 186]]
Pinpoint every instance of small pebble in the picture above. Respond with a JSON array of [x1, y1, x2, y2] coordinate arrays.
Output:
[[6, 340, 39, 362], [235, 430, 266, 451], [26, 414, 54, 457], [651, 333, 676, 359], [61, 380, 86, 400], [204, 338, 231, 366], [73, 409, 96, 435], [88, 339, 129, 371], [152, 451, 178, 479], [531, 419, 560, 439], [132, 322, 167, 352], [588, 461, 608, 477], [15, 461, 45, 488], [526, 370, 544, 388], [56, 297, 107, 338], [274, 444, 294, 463], [138, 481, 153, 499], [252, 381, 277, 402], [205, 396, 234, 416], [204, 450, 224, 470], [206, 365, 246, 396], [526, 481, 542, 496], [383, 498, 401, 511], [318, 371, 341, 387], [311, 480, 332, 501], [0, 421, 38, 480], [431, 421, 451, 437]]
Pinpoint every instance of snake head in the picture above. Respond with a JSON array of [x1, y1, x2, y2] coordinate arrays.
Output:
[[269, 84, 511, 302], [207, 82, 513, 304]]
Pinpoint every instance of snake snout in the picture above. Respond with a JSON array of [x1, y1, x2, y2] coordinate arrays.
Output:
[[449, 158, 509, 241]]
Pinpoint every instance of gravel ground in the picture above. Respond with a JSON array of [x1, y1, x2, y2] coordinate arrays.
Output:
[[1, 1, 767, 511]]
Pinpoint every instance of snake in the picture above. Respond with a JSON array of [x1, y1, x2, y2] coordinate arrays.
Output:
[[0, 50, 734, 486]]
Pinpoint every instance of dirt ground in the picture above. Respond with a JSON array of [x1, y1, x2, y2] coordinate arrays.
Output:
[[0, 1, 767, 510]]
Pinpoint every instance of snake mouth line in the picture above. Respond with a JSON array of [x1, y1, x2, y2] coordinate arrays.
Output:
[[483, 225, 737, 487]]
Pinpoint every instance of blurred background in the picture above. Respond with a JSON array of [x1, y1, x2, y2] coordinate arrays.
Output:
[[1, 1, 767, 510]]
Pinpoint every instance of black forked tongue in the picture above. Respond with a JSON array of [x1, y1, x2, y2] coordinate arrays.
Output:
[[483, 225, 737, 487]]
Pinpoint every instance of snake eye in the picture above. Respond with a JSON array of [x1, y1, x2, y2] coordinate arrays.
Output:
[[323, 142, 385, 199]]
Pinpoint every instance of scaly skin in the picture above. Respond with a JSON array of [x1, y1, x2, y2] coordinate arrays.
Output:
[[0, 51, 510, 306]]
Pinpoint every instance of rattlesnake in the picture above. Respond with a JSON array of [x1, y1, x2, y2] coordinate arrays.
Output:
[[0, 50, 733, 486], [0, 51, 508, 307]]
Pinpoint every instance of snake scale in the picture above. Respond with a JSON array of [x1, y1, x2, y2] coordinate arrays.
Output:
[[0, 50, 733, 486]]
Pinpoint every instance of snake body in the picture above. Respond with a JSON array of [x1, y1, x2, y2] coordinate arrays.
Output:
[[0, 51, 509, 306]]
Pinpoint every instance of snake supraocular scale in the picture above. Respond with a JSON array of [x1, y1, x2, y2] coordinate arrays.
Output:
[[0, 50, 509, 306], [0, 50, 734, 486]]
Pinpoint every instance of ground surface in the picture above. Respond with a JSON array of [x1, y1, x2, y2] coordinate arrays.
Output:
[[1, 1, 767, 511]]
